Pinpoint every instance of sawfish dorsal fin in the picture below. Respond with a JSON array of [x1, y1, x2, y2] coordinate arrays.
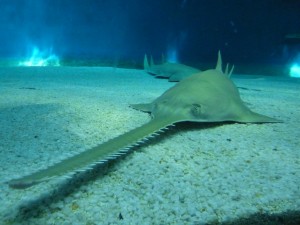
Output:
[[144, 54, 155, 70], [225, 63, 229, 75], [224, 63, 235, 77], [216, 51, 234, 77], [143, 54, 150, 70], [228, 64, 234, 77], [216, 50, 222, 72]]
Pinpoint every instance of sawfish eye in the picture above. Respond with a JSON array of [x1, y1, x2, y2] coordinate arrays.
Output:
[[191, 103, 202, 116]]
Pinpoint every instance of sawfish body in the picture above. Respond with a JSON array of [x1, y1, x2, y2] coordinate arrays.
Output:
[[8, 52, 280, 189], [143, 54, 201, 82]]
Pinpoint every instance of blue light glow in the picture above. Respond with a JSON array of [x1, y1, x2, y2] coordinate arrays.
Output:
[[290, 64, 300, 78], [19, 47, 60, 67], [167, 47, 178, 63]]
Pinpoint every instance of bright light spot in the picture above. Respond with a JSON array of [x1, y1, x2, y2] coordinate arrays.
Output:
[[19, 47, 60, 67], [167, 47, 178, 63], [289, 64, 300, 78]]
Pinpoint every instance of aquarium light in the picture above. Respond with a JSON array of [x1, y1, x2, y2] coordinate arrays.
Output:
[[19, 47, 60, 67], [167, 48, 178, 63], [289, 64, 300, 78]]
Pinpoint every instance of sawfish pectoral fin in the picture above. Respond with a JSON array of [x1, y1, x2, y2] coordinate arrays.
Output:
[[130, 103, 152, 112]]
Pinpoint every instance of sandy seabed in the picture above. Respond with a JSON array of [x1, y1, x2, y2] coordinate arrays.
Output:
[[0, 67, 299, 225]]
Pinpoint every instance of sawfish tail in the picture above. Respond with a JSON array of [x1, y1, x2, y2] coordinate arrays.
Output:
[[8, 118, 176, 189]]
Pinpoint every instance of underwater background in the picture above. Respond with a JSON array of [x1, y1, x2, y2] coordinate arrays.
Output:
[[0, 1, 300, 225], [0, 0, 300, 75]]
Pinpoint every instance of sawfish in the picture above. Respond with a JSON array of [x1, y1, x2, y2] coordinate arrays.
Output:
[[144, 54, 201, 82], [8, 52, 280, 189]]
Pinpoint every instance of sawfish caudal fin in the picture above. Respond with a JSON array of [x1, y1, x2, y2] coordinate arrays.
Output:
[[8, 118, 176, 189]]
